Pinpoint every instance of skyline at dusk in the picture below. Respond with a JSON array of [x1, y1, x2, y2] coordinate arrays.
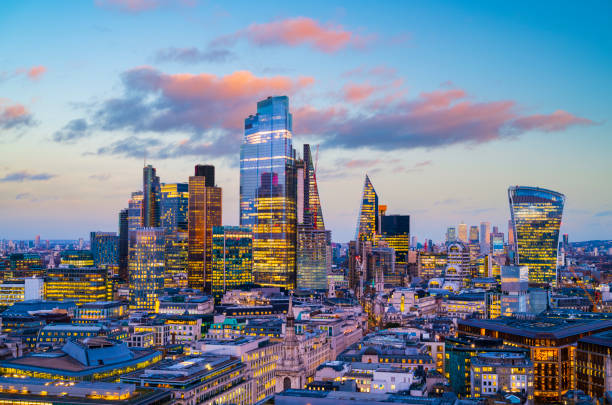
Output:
[[2, 0, 611, 242]]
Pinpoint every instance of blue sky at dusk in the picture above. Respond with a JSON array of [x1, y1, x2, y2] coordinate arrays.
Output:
[[1, 0, 611, 242]]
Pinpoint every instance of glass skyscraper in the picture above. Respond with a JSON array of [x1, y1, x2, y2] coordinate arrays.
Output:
[[143, 165, 161, 228], [508, 186, 565, 286], [211, 226, 253, 298], [161, 183, 189, 288], [90, 231, 119, 269], [128, 191, 144, 232], [296, 144, 330, 291], [240, 96, 297, 289], [129, 227, 165, 311], [188, 165, 222, 292], [118, 208, 129, 280], [377, 215, 410, 278], [355, 175, 378, 243]]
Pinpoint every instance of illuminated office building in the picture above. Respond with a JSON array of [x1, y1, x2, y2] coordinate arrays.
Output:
[[355, 175, 378, 243], [296, 144, 330, 291], [480, 222, 491, 254], [376, 214, 410, 286], [489, 232, 505, 255], [445, 242, 471, 285], [161, 183, 189, 288], [6, 253, 44, 279], [507, 219, 515, 248], [129, 228, 165, 312], [60, 250, 94, 268], [128, 191, 144, 232], [468, 226, 481, 261], [418, 252, 447, 279], [90, 232, 118, 268], [142, 165, 161, 228], [45, 266, 111, 304], [188, 165, 222, 292], [446, 227, 457, 243], [161, 183, 189, 233], [469, 226, 479, 244], [458, 222, 468, 243], [508, 186, 565, 286], [211, 226, 253, 298], [118, 209, 129, 280], [459, 316, 612, 403], [297, 227, 330, 291], [240, 96, 297, 289]]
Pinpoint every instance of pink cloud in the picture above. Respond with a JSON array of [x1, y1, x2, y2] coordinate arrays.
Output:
[[343, 83, 377, 103], [95, 0, 161, 13], [214, 17, 368, 53], [0, 99, 34, 129], [27, 66, 46, 80], [513, 110, 595, 132], [297, 86, 594, 151]]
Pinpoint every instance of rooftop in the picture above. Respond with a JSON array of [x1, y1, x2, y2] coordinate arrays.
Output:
[[460, 316, 612, 339], [578, 330, 612, 348]]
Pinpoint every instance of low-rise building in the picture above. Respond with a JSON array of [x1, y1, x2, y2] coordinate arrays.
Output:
[[158, 295, 213, 315], [164, 314, 202, 343], [0, 337, 161, 381], [36, 324, 109, 349], [470, 352, 534, 403], [0, 277, 44, 306], [73, 301, 128, 323], [121, 354, 251, 405], [440, 292, 486, 319], [0, 377, 172, 405], [196, 336, 281, 403]]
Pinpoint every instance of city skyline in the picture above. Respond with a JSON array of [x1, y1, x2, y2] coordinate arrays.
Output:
[[1, 1, 611, 242]]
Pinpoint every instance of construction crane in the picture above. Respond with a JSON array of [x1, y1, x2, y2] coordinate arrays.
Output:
[[567, 266, 601, 312]]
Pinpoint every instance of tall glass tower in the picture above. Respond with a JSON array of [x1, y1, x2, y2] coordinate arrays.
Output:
[[355, 175, 378, 243], [508, 186, 565, 286], [161, 183, 189, 288], [297, 144, 330, 291], [188, 165, 222, 292], [143, 165, 161, 228], [129, 227, 165, 312], [240, 96, 297, 289]]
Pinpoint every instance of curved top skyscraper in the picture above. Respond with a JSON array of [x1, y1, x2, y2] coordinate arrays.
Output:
[[240, 96, 297, 289], [508, 186, 565, 286]]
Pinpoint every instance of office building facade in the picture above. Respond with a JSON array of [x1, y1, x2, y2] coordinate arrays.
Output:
[[211, 226, 253, 297], [240, 96, 297, 289], [296, 144, 330, 291], [161, 182, 189, 288], [129, 228, 165, 312], [90, 231, 119, 268], [188, 165, 222, 292], [142, 165, 161, 228], [508, 186, 565, 285]]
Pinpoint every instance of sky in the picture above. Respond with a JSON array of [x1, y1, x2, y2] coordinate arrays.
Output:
[[1, 0, 611, 243]]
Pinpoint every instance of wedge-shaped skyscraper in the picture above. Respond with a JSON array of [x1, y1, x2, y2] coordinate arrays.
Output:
[[297, 144, 330, 291], [355, 174, 378, 243], [508, 186, 565, 286]]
